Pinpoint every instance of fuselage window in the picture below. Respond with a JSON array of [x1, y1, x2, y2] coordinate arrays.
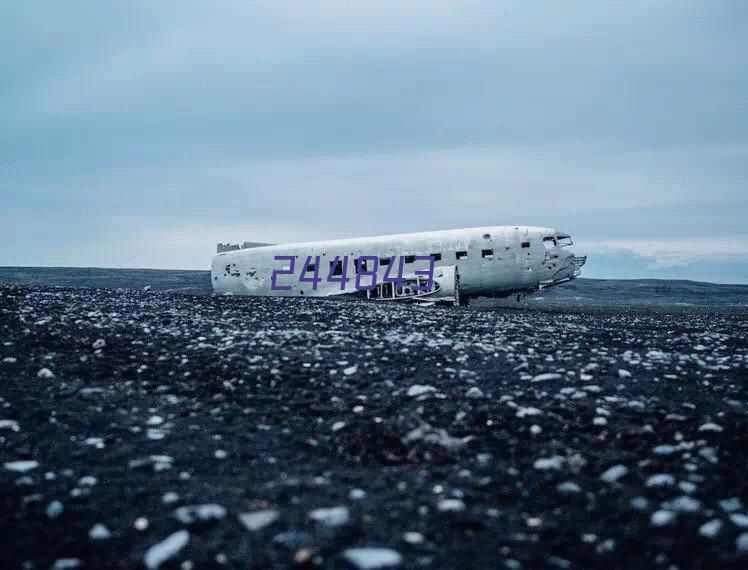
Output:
[[482, 249, 494, 259], [306, 263, 316, 272], [379, 257, 390, 266], [430, 253, 442, 261], [521, 241, 530, 248], [404, 255, 416, 263], [456, 251, 468, 260], [330, 260, 343, 276], [355, 258, 368, 273]]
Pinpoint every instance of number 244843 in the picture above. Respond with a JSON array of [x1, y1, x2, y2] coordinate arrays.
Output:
[[270, 255, 435, 291]]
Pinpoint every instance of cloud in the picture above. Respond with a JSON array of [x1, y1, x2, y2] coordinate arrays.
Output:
[[1, 2, 746, 282]]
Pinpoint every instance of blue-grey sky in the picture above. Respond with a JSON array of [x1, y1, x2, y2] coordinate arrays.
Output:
[[2, 1, 747, 282]]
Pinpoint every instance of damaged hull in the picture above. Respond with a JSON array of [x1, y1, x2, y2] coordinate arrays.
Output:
[[211, 225, 585, 302]]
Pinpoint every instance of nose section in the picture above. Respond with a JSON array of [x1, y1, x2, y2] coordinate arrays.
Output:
[[538, 232, 585, 288]]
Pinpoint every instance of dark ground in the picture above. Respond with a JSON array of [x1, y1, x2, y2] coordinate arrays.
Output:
[[0, 278, 746, 569]]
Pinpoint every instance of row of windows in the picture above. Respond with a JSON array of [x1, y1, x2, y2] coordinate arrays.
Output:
[[312, 249, 506, 273]]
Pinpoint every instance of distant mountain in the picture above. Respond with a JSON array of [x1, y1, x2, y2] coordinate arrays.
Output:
[[579, 244, 748, 284]]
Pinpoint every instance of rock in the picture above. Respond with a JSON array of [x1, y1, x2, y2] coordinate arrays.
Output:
[[342, 547, 403, 569], [92, 338, 106, 350], [0, 419, 20, 431], [718, 497, 743, 513], [4, 460, 39, 473], [698, 423, 723, 433], [89, 523, 111, 540], [532, 373, 562, 382], [664, 496, 701, 513], [406, 384, 436, 398], [308, 506, 350, 527], [599, 465, 628, 483], [403, 531, 424, 544], [272, 531, 313, 550], [645, 474, 675, 488], [143, 530, 190, 569], [51, 559, 82, 569], [161, 492, 180, 505], [698, 519, 722, 538], [465, 387, 484, 399], [730, 513, 748, 528], [650, 510, 677, 527], [46, 500, 64, 519], [534, 456, 565, 471], [437, 499, 466, 512], [238, 509, 279, 531], [618, 369, 632, 378], [556, 481, 582, 494], [174, 504, 227, 525], [37, 368, 55, 379]]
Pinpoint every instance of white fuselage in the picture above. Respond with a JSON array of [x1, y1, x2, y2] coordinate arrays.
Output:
[[211, 225, 583, 298]]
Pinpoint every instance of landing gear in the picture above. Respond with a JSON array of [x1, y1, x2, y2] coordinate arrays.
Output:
[[458, 295, 471, 307]]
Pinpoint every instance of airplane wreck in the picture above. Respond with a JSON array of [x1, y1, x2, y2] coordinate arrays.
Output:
[[211, 226, 585, 306]]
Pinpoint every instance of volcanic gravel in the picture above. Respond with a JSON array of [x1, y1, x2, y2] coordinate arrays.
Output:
[[1, 285, 746, 569]]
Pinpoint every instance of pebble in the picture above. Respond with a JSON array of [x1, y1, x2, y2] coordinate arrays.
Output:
[[92, 338, 106, 350], [4, 460, 39, 473], [46, 500, 64, 519], [465, 387, 484, 399], [697, 423, 723, 433], [556, 481, 582, 494], [406, 384, 436, 398], [342, 547, 403, 569], [532, 373, 562, 382], [89, 523, 111, 540], [37, 368, 55, 379], [645, 474, 675, 488], [437, 499, 466, 512], [534, 456, 564, 471], [308, 506, 350, 527], [730, 513, 748, 528], [599, 464, 628, 483], [144, 530, 190, 569], [650, 510, 677, 527], [174, 504, 227, 525], [238, 509, 279, 531], [0, 419, 20, 431], [664, 496, 701, 513], [698, 519, 722, 538]]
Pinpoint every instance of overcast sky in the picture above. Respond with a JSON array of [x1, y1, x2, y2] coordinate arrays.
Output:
[[2, 1, 747, 281]]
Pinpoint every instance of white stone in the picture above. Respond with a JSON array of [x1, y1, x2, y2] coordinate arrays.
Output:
[[650, 510, 677, 527], [174, 504, 226, 525], [645, 474, 675, 488], [465, 387, 484, 399], [617, 369, 632, 378], [37, 368, 55, 379], [4, 460, 39, 473], [556, 481, 582, 494], [534, 456, 564, 471], [600, 465, 628, 483], [238, 509, 279, 531], [437, 499, 466, 512], [698, 423, 723, 433], [730, 513, 748, 528], [144, 530, 190, 569], [0, 419, 20, 431], [406, 384, 436, 398], [342, 547, 403, 569], [532, 373, 562, 382], [92, 338, 106, 350], [309, 506, 350, 527], [698, 519, 722, 538], [89, 523, 111, 540]]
